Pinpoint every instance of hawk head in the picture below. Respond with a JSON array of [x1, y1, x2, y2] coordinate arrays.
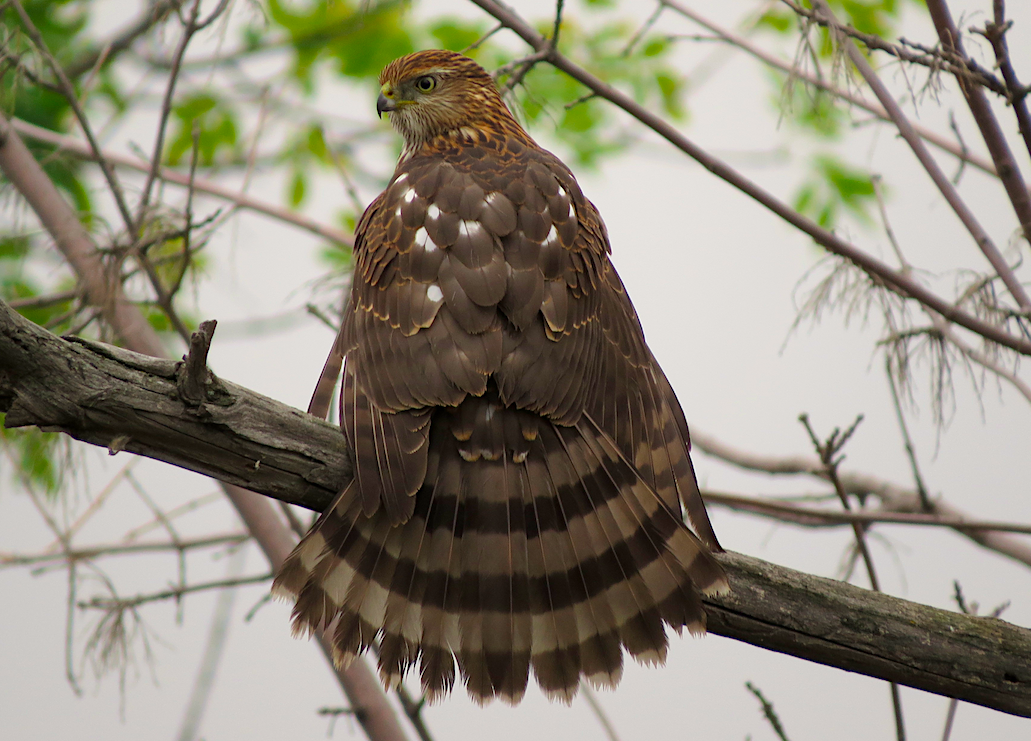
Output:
[[377, 50, 528, 158]]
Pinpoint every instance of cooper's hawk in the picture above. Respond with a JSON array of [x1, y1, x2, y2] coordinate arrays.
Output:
[[273, 49, 727, 704]]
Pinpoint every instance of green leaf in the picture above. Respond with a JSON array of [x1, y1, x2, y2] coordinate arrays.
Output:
[[757, 9, 794, 33], [288, 168, 307, 207], [429, 18, 488, 53], [166, 94, 238, 166], [266, 0, 414, 87], [0, 422, 64, 497], [793, 154, 878, 229], [774, 71, 846, 140], [319, 239, 354, 272]]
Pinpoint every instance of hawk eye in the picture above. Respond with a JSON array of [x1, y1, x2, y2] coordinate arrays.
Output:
[[415, 75, 436, 92]]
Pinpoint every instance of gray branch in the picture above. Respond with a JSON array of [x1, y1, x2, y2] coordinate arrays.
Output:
[[1, 299, 1029, 718]]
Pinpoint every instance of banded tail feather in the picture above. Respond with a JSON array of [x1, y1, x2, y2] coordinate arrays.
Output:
[[272, 392, 728, 704]]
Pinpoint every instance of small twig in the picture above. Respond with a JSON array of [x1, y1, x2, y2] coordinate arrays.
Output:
[[63, 0, 183, 79], [394, 685, 435, 741], [563, 91, 597, 111], [779, 0, 1009, 96], [623, 4, 664, 58], [947, 111, 969, 185], [44, 302, 94, 332], [125, 491, 224, 541], [798, 415, 877, 586], [279, 501, 307, 538], [178, 319, 218, 405], [10, 117, 352, 246], [65, 560, 82, 696], [463, 22, 504, 53], [745, 682, 791, 741], [497, 0, 564, 95], [871, 175, 904, 268], [495, 48, 551, 94], [581, 684, 622, 741], [167, 123, 202, 298], [9, 0, 135, 232], [884, 363, 933, 511], [701, 490, 1031, 535], [659, 0, 998, 177], [810, 0, 1031, 312], [79, 572, 273, 611], [2, 534, 250, 568], [872, 174, 933, 512], [15, 471, 83, 696], [940, 698, 959, 741], [7, 289, 78, 311], [318, 706, 362, 737], [926, 0, 1031, 249], [175, 544, 247, 741], [798, 412, 906, 741], [549, 0, 565, 50], [135, 0, 228, 230], [305, 302, 340, 332], [980, 1, 1031, 166], [125, 469, 188, 620]]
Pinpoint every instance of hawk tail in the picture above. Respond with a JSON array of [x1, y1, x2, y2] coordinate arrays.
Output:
[[272, 397, 727, 704]]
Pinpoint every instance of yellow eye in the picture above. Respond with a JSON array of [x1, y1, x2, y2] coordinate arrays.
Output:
[[415, 76, 436, 93]]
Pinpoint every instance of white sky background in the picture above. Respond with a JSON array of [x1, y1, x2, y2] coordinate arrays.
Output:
[[1, 0, 1030, 739]]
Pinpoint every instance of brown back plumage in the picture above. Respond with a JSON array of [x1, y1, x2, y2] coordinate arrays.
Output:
[[273, 49, 727, 704]]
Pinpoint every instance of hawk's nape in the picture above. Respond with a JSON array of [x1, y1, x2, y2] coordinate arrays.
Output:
[[272, 49, 728, 705]]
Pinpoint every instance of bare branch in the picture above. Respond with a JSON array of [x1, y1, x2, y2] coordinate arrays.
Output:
[[64, 0, 184, 79], [468, 0, 1031, 356], [925, 0, 1031, 247], [779, 0, 1009, 96], [581, 684, 622, 741], [80, 572, 273, 611], [980, 2, 1031, 164], [692, 430, 1031, 569], [702, 490, 1031, 536], [9, 117, 352, 246], [810, 0, 1030, 312], [745, 682, 792, 741], [797, 412, 905, 740], [1, 534, 249, 568], [659, 0, 999, 178], [10, 0, 136, 233]]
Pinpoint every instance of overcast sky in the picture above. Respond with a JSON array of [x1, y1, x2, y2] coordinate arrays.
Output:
[[2, 1, 1029, 740]]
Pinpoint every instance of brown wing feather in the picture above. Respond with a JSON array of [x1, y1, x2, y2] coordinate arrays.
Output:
[[275, 54, 725, 703]]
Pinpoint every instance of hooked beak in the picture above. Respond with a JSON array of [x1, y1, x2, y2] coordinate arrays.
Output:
[[376, 92, 396, 119]]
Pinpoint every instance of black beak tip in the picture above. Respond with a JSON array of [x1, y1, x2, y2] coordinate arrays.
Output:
[[376, 92, 391, 119]]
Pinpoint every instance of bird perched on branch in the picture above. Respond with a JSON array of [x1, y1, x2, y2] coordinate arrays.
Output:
[[273, 49, 727, 705]]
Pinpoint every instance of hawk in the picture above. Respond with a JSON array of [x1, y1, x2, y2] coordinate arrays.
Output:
[[273, 49, 728, 704]]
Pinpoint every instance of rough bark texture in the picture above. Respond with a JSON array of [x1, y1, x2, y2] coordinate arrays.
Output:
[[2, 299, 1030, 717], [0, 299, 349, 513]]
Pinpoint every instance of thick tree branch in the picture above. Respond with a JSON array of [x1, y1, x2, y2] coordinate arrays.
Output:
[[2, 301, 1029, 718]]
